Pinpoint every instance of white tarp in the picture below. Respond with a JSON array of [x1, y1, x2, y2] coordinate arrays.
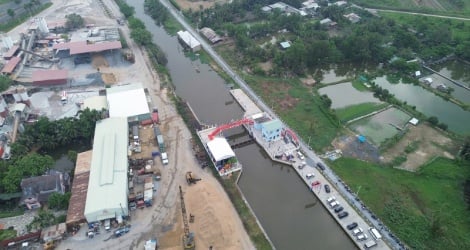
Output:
[[207, 137, 235, 162]]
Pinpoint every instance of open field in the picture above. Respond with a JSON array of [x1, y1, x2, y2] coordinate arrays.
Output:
[[382, 123, 457, 170], [353, 0, 468, 12], [330, 157, 470, 250], [243, 74, 341, 151]]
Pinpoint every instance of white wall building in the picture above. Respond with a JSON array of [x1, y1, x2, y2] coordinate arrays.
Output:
[[106, 83, 151, 123]]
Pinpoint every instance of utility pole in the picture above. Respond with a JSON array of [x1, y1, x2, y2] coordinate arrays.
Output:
[[356, 186, 362, 196]]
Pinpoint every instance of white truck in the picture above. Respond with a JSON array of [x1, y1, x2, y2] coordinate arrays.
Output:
[[161, 152, 169, 165]]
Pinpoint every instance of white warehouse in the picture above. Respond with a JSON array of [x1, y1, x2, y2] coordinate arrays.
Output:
[[84, 117, 129, 222]]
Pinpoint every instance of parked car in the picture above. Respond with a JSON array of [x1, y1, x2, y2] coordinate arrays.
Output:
[[352, 227, 364, 235], [316, 162, 326, 171], [324, 184, 331, 193], [356, 233, 368, 241], [306, 173, 315, 179], [297, 151, 305, 160], [129, 202, 137, 211], [326, 196, 336, 203], [329, 201, 339, 208], [347, 222, 358, 230], [337, 211, 349, 219], [334, 206, 344, 213], [114, 225, 131, 237]]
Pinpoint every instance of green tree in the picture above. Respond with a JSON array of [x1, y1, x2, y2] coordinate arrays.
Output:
[[67, 150, 77, 163], [127, 16, 145, 30], [48, 192, 71, 210], [427, 116, 439, 126], [27, 210, 56, 231], [131, 28, 152, 46], [0, 75, 13, 92], [65, 13, 84, 30], [7, 9, 15, 18]]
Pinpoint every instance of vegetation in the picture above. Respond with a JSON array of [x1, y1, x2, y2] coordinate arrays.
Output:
[[114, 0, 134, 18], [0, 109, 103, 194], [330, 157, 470, 250], [0, 75, 13, 92], [27, 210, 65, 232], [48, 192, 71, 210], [65, 13, 84, 30], [335, 102, 388, 123], [0, 229, 16, 241], [0, 2, 52, 32]]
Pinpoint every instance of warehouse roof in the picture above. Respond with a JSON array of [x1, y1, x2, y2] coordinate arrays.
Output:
[[107, 83, 149, 118], [1, 56, 21, 74], [66, 151, 92, 226], [52, 41, 122, 55], [84, 117, 128, 222], [177, 30, 201, 49], [32, 69, 68, 82], [3, 45, 19, 59], [207, 137, 235, 162]]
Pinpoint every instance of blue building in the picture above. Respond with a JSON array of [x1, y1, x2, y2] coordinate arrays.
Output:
[[260, 119, 283, 142]]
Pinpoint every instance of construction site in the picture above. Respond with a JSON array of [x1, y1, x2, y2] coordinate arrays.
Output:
[[0, 1, 254, 250]]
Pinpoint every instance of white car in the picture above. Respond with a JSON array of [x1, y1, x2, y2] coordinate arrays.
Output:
[[297, 151, 305, 160], [327, 196, 336, 203], [356, 233, 368, 241], [306, 173, 315, 179], [329, 201, 339, 208], [352, 227, 364, 236]]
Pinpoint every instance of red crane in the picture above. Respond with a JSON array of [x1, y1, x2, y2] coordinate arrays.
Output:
[[208, 118, 254, 140], [282, 128, 299, 145]]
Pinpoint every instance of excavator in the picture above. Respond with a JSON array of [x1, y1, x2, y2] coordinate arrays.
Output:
[[185, 171, 201, 185], [179, 186, 195, 250]]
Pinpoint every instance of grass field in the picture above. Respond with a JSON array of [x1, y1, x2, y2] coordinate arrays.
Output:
[[330, 157, 470, 250], [352, 0, 469, 13], [335, 102, 388, 123], [0, 229, 16, 241], [244, 74, 341, 151]]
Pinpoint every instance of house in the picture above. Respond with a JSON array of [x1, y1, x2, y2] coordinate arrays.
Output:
[[319, 18, 338, 28], [280, 41, 291, 49], [177, 30, 201, 52], [334, 1, 348, 7], [302, 0, 320, 11], [344, 13, 361, 23], [20, 172, 68, 205], [260, 119, 283, 142], [200, 27, 223, 44]]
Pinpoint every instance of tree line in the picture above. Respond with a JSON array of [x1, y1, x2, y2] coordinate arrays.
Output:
[[0, 109, 103, 193], [183, 0, 470, 76]]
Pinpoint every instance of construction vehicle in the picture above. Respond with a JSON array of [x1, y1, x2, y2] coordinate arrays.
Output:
[[179, 186, 195, 249], [43, 240, 56, 250], [122, 49, 135, 63], [185, 171, 201, 185]]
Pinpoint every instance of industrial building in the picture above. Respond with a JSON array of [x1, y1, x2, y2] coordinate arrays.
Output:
[[106, 83, 151, 123], [66, 151, 92, 229], [32, 69, 68, 85], [84, 117, 129, 223]]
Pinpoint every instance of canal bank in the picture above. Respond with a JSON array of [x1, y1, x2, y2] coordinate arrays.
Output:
[[126, 0, 356, 249]]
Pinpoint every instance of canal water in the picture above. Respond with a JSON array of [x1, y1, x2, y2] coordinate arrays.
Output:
[[127, 0, 356, 249], [431, 60, 470, 104], [374, 76, 470, 135], [318, 82, 381, 109]]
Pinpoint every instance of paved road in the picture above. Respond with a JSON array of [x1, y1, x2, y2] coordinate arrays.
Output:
[[159, 0, 406, 249]]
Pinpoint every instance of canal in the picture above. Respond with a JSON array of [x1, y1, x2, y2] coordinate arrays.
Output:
[[127, 0, 356, 249]]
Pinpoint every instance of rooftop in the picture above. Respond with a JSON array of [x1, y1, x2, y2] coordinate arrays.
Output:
[[206, 137, 235, 162], [84, 117, 129, 222], [1, 56, 21, 74], [52, 41, 122, 55], [177, 30, 201, 49], [106, 83, 150, 119], [262, 119, 283, 131], [66, 151, 92, 226], [3, 45, 19, 59], [32, 69, 68, 82]]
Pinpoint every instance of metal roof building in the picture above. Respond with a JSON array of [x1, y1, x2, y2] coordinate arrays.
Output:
[[106, 83, 150, 123], [84, 117, 129, 222], [206, 137, 235, 162], [32, 69, 68, 85], [52, 41, 122, 55], [66, 151, 92, 228], [177, 30, 201, 52], [1, 56, 21, 74]]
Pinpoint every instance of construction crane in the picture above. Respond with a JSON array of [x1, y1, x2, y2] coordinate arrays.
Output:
[[185, 171, 201, 185], [179, 186, 195, 249]]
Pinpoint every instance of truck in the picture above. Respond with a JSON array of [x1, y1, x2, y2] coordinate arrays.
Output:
[[364, 240, 377, 249], [161, 152, 168, 165], [144, 189, 153, 207], [156, 135, 165, 152]]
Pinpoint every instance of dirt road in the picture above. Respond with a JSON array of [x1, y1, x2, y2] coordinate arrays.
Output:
[[5, 0, 253, 249]]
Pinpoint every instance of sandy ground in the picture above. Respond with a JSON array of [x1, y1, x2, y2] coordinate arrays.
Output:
[[5, 0, 254, 249], [382, 124, 455, 171]]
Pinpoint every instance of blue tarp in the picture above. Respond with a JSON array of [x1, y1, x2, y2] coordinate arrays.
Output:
[[358, 135, 366, 143]]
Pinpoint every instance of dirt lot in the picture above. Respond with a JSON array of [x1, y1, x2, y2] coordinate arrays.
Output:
[[6, 0, 253, 249], [382, 124, 455, 171], [174, 0, 229, 11]]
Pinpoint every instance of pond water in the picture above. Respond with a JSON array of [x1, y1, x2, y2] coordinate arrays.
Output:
[[374, 76, 470, 135], [318, 82, 381, 109], [428, 60, 470, 104], [349, 107, 411, 145]]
